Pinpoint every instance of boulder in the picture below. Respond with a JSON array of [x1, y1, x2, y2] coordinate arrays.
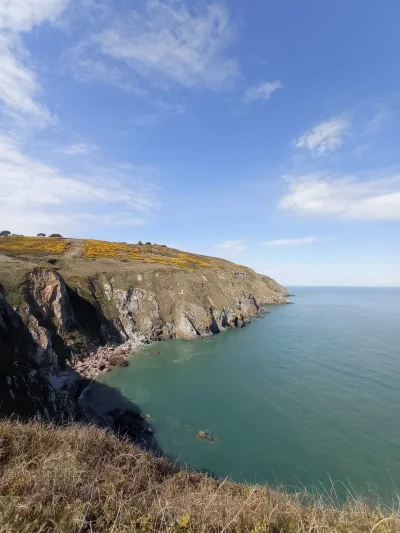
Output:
[[109, 355, 128, 367]]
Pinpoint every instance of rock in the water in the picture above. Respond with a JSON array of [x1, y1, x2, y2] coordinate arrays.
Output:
[[197, 430, 215, 442]]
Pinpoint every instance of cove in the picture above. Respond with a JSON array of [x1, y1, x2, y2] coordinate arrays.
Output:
[[93, 287, 400, 500]]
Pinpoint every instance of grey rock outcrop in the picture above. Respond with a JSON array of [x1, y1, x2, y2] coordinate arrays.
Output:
[[0, 292, 77, 420]]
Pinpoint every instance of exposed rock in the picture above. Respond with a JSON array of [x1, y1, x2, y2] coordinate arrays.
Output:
[[197, 430, 215, 442], [0, 292, 77, 420], [26, 268, 74, 331], [109, 355, 128, 367]]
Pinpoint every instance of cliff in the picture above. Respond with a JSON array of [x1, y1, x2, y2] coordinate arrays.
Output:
[[0, 236, 288, 420]]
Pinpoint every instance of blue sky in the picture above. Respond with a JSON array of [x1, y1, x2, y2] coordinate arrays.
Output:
[[1, 0, 399, 286]]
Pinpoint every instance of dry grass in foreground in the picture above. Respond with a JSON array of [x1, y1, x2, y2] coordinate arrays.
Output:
[[0, 420, 398, 533]]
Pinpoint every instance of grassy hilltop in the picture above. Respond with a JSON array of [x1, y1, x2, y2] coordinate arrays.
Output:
[[0, 236, 212, 268]]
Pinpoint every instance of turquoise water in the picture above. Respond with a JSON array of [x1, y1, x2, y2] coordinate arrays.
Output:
[[96, 287, 400, 499]]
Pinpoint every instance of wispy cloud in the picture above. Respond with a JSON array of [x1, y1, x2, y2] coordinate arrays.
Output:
[[0, 0, 69, 128], [62, 142, 98, 156], [295, 117, 350, 156], [0, 134, 159, 234], [132, 101, 185, 127], [243, 80, 283, 104], [280, 173, 400, 220], [73, 1, 238, 92], [214, 240, 246, 251], [0, 36, 53, 129], [263, 236, 337, 246], [365, 105, 391, 135]]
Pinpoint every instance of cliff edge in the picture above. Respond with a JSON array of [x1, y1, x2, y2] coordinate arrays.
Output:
[[0, 236, 288, 420]]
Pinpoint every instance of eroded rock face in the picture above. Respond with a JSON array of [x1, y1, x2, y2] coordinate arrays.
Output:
[[111, 287, 162, 340], [99, 275, 286, 341], [26, 269, 74, 331], [0, 292, 76, 420], [2, 263, 289, 367]]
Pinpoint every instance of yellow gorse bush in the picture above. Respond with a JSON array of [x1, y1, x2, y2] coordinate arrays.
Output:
[[83, 240, 143, 260], [0, 236, 69, 255], [0, 236, 211, 269], [83, 240, 211, 269]]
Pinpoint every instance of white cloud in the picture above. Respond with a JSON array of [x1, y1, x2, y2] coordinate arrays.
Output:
[[295, 117, 350, 156], [280, 173, 400, 220], [214, 240, 246, 251], [62, 142, 98, 156], [0, 134, 159, 234], [74, 0, 238, 91], [0, 0, 68, 32], [0, 35, 52, 126], [0, 0, 69, 127], [263, 237, 336, 246], [243, 80, 283, 104]]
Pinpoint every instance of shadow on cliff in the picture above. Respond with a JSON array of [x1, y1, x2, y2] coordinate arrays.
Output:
[[0, 291, 163, 455], [26, 284, 124, 369], [66, 285, 123, 346], [78, 375, 164, 456]]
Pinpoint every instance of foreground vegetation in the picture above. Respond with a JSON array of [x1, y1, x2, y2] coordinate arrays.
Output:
[[0, 420, 397, 532]]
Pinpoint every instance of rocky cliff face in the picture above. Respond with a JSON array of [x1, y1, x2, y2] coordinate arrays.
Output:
[[0, 291, 78, 419], [0, 239, 289, 420]]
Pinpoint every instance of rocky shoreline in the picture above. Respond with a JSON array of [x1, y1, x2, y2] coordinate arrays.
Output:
[[73, 337, 145, 379], [72, 304, 285, 380]]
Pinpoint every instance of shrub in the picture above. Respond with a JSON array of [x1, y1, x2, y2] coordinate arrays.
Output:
[[49, 233, 63, 238], [82, 239, 210, 269], [146, 241, 152, 245], [37, 233, 46, 237], [0, 236, 69, 255]]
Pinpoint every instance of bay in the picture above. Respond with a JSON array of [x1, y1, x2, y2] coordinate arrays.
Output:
[[94, 287, 400, 500]]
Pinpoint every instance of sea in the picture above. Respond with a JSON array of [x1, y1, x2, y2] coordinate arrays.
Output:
[[91, 287, 400, 501]]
